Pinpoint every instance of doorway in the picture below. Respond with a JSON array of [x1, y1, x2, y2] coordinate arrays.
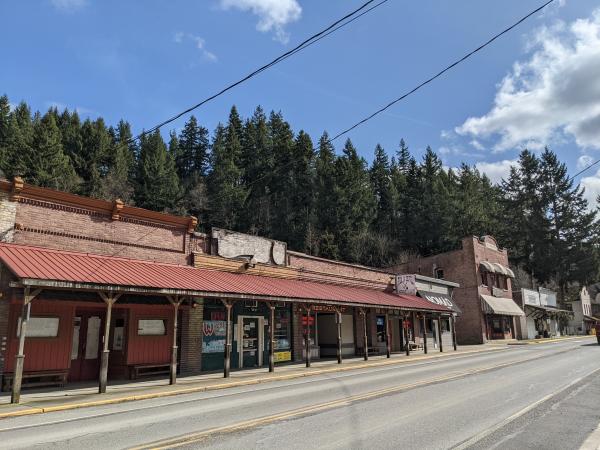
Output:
[[239, 316, 263, 368], [69, 309, 104, 382]]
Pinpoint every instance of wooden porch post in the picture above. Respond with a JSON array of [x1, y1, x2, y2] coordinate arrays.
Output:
[[98, 292, 121, 394], [223, 300, 233, 378], [11, 287, 42, 404], [385, 312, 391, 358], [422, 314, 428, 354], [336, 307, 342, 364], [438, 315, 444, 352], [268, 302, 275, 373], [451, 315, 458, 351], [304, 305, 312, 368], [403, 313, 410, 356], [361, 308, 369, 361], [167, 296, 183, 385]]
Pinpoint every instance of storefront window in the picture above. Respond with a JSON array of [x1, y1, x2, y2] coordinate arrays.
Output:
[[376, 316, 386, 343], [273, 306, 291, 351]]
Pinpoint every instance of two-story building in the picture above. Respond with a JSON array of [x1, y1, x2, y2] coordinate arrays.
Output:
[[391, 236, 524, 345]]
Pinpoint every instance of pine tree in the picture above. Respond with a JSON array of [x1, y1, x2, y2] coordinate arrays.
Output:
[[336, 139, 375, 262], [239, 107, 272, 235], [4, 102, 35, 178], [26, 112, 79, 191], [78, 118, 112, 197], [0, 95, 10, 172], [135, 130, 182, 212], [206, 114, 246, 229], [370, 143, 397, 238], [538, 148, 598, 292], [176, 115, 209, 180], [313, 132, 340, 259]]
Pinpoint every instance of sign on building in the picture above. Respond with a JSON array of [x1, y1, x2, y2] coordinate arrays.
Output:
[[522, 288, 540, 306], [539, 287, 557, 307], [395, 274, 417, 296]]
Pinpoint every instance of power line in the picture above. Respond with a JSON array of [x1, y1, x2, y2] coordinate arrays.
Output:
[[129, 0, 390, 144], [569, 159, 600, 183], [329, 0, 556, 142], [244, 0, 556, 190]]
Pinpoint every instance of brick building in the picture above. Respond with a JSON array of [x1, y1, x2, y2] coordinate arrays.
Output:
[[392, 236, 524, 345], [0, 178, 455, 403]]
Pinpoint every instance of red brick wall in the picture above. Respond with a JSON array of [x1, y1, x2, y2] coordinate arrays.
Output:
[[392, 236, 513, 345], [12, 199, 191, 264], [288, 252, 394, 289], [180, 302, 203, 374]]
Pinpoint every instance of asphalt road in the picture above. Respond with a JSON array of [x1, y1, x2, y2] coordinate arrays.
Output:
[[0, 338, 598, 450]]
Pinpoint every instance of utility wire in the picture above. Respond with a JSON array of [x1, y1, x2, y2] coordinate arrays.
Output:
[[129, 0, 389, 143], [329, 0, 555, 141], [244, 0, 556, 190]]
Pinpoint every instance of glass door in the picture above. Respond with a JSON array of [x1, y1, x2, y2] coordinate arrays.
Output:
[[242, 317, 260, 368]]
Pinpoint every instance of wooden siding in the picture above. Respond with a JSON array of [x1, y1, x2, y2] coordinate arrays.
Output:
[[126, 305, 173, 365], [4, 300, 74, 373]]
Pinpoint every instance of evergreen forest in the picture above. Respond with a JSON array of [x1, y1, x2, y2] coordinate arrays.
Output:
[[0, 95, 597, 296]]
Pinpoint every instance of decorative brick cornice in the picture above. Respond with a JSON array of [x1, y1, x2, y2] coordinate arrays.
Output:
[[16, 225, 185, 254], [112, 199, 124, 220]]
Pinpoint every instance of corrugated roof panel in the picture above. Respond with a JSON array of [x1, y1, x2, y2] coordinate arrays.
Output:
[[0, 243, 447, 312]]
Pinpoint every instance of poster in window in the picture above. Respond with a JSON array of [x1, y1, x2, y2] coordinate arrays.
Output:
[[85, 316, 101, 359], [202, 320, 227, 353]]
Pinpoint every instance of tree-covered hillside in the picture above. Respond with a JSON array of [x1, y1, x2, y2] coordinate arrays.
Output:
[[0, 95, 597, 294]]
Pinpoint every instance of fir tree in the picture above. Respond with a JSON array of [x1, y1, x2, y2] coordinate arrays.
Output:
[[370, 143, 397, 238], [135, 130, 181, 212]]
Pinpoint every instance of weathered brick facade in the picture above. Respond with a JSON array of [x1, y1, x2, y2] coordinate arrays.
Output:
[[179, 302, 204, 373], [392, 236, 514, 345]]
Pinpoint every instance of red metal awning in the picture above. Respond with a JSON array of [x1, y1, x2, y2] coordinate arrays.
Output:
[[0, 243, 448, 312]]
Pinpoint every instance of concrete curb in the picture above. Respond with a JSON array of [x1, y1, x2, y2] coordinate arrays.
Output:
[[0, 347, 506, 419]]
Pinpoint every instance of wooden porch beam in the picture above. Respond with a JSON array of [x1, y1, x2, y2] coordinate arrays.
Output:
[[167, 295, 184, 385]]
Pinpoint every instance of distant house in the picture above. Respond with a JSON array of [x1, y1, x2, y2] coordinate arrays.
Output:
[[566, 287, 597, 335]]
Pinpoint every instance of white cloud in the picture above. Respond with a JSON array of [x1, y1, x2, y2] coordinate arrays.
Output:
[[578, 155, 594, 170], [470, 139, 485, 151], [173, 32, 218, 62], [219, 0, 302, 44], [50, 0, 87, 12], [457, 10, 600, 152], [474, 160, 516, 184], [581, 169, 600, 208], [45, 101, 96, 116]]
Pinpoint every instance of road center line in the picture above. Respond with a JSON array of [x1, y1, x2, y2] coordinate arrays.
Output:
[[130, 348, 576, 450], [451, 365, 600, 450]]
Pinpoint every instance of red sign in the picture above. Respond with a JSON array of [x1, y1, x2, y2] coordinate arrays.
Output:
[[211, 311, 226, 321], [301, 316, 315, 326]]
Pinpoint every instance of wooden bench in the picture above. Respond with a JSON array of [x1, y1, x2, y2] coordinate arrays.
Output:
[[2, 370, 68, 391], [130, 364, 171, 380]]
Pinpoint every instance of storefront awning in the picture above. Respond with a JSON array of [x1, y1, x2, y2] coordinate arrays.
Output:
[[0, 243, 449, 313], [418, 290, 461, 314], [481, 294, 525, 316], [525, 304, 572, 319], [479, 261, 515, 278]]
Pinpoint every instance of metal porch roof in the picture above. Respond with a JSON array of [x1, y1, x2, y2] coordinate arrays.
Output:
[[0, 243, 448, 312]]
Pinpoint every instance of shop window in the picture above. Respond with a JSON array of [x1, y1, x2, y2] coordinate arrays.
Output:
[[435, 268, 445, 280], [481, 271, 488, 286], [376, 316, 387, 343], [138, 319, 167, 336], [17, 316, 59, 338], [273, 307, 291, 352]]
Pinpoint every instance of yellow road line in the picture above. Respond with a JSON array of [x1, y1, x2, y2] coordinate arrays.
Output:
[[0, 347, 506, 419], [131, 348, 574, 450]]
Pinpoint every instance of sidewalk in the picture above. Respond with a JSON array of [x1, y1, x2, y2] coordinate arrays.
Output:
[[0, 344, 508, 419], [506, 335, 596, 345]]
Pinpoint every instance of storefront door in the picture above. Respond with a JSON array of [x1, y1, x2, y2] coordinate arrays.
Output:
[[241, 317, 260, 368], [69, 310, 104, 382]]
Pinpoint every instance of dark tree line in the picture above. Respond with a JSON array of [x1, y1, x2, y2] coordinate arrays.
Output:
[[0, 95, 598, 293]]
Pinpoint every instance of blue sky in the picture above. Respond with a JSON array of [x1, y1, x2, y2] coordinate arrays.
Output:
[[2, 0, 600, 204]]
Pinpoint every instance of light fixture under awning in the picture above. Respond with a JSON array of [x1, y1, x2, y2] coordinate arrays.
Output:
[[481, 294, 525, 316]]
